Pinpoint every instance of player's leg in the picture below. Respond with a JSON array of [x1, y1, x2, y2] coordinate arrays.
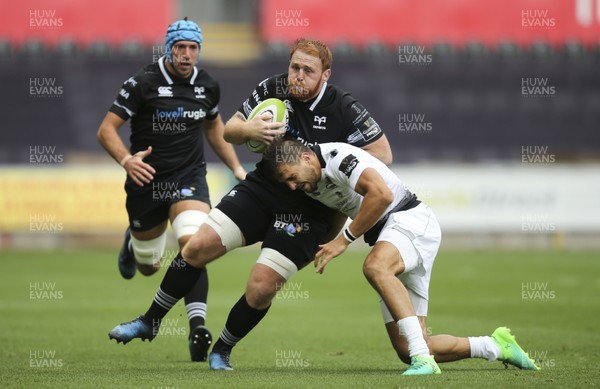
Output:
[[109, 187, 265, 345], [364, 241, 440, 375], [209, 252, 295, 370], [209, 208, 327, 370], [118, 186, 169, 279], [169, 199, 212, 362]]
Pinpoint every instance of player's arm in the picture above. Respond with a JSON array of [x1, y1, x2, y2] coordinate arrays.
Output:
[[96, 112, 155, 186], [322, 209, 348, 242], [203, 114, 247, 181], [361, 134, 392, 165], [223, 111, 286, 146], [315, 167, 393, 274]]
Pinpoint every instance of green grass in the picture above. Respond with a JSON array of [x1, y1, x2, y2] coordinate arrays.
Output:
[[1, 247, 599, 388]]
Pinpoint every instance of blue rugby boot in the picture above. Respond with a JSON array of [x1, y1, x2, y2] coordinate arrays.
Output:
[[209, 349, 234, 370], [109, 315, 158, 344]]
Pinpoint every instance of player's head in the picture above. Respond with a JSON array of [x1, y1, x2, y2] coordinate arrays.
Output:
[[165, 17, 203, 68], [264, 138, 321, 193], [287, 38, 332, 102]]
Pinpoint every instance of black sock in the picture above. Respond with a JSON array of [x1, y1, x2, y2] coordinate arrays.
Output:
[[212, 294, 270, 352], [144, 252, 204, 324], [184, 267, 208, 330]]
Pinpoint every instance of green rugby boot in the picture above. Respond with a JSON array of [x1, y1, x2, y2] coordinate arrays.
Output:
[[491, 327, 540, 370], [402, 355, 442, 376]]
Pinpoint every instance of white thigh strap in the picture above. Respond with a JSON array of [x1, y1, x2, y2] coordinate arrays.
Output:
[[256, 248, 298, 281], [171, 210, 208, 240]]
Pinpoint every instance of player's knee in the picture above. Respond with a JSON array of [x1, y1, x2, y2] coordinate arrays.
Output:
[[246, 278, 278, 308], [362, 255, 387, 282], [131, 232, 167, 268], [172, 210, 207, 244]]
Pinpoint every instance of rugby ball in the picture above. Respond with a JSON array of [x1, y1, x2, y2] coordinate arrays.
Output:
[[246, 98, 288, 153]]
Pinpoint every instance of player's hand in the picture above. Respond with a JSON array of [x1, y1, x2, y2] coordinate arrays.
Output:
[[122, 146, 156, 187], [314, 236, 350, 274], [246, 112, 286, 145]]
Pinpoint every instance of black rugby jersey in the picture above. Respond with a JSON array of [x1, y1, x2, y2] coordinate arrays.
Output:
[[109, 56, 220, 177], [239, 73, 383, 150]]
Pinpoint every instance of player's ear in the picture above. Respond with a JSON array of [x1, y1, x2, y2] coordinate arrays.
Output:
[[322, 69, 331, 82]]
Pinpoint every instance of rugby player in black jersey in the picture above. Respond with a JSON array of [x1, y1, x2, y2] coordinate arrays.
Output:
[[108, 38, 392, 370], [98, 18, 246, 362]]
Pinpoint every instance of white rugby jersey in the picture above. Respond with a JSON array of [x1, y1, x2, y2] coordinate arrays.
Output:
[[309, 143, 409, 220]]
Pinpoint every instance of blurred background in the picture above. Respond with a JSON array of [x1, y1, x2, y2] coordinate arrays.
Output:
[[0, 0, 599, 250]]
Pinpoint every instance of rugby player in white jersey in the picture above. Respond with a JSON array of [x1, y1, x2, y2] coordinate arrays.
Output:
[[262, 138, 540, 375]]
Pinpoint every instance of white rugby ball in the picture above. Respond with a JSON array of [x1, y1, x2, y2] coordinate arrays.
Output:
[[246, 98, 288, 153]]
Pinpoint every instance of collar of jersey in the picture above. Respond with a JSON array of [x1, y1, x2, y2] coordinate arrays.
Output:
[[311, 144, 326, 168], [308, 81, 327, 111], [158, 56, 199, 85]]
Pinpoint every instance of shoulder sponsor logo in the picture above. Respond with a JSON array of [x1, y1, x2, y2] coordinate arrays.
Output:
[[194, 86, 206, 99], [339, 154, 359, 178], [119, 88, 130, 99], [125, 77, 138, 87], [158, 86, 173, 97]]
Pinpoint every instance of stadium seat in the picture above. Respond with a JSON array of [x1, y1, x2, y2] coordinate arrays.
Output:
[[363, 40, 390, 57], [529, 41, 553, 58], [54, 39, 78, 57], [563, 40, 585, 58], [264, 41, 288, 57], [85, 41, 112, 58], [20, 40, 46, 56], [496, 41, 522, 59], [0, 39, 12, 57], [331, 41, 358, 58], [464, 41, 487, 58], [119, 40, 144, 57]]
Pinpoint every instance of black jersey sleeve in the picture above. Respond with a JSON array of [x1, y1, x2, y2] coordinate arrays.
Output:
[[340, 95, 384, 148], [237, 74, 284, 119], [108, 75, 144, 120], [206, 81, 220, 121]]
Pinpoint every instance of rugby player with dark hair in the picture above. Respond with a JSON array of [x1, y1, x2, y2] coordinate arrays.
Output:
[[98, 18, 246, 362]]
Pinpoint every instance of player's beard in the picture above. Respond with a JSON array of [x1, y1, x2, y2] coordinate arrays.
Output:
[[289, 79, 323, 101]]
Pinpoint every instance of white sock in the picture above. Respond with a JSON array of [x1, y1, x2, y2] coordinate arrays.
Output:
[[397, 316, 430, 357], [468, 336, 501, 361]]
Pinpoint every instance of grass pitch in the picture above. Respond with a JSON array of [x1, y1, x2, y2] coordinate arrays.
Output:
[[1, 247, 599, 388]]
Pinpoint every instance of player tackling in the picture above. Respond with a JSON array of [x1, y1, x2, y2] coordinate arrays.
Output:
[[262, 138, 540, 375]]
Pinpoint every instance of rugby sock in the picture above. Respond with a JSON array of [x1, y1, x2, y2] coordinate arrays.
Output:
[[212, 294, 270, 352], [468, 336, 501, 361], [397, 316, 430, 357], [184, 267, 208, 329], [144, 252, 204, 323]]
